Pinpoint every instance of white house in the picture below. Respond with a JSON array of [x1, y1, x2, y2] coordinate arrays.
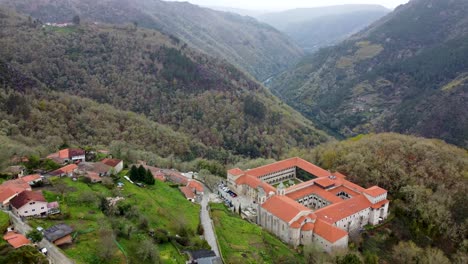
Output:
[[10, 191, 49, 217], [100, 158, 124, 174]]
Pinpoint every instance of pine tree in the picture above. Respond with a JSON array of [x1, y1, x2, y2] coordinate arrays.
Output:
[[137, 165, 146, 182], [145, 169, 155, 185], [129, 165, 138, 182]]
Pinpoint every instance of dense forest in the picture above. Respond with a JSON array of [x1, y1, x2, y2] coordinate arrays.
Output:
[[0, 7, 329, 166], [287, 133, 468, 263], [270, 0, 468, 147], [0, 0, 304, 81]]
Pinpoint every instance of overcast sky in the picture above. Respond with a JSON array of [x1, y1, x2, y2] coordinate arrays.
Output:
[[165, 0, 410, 10]]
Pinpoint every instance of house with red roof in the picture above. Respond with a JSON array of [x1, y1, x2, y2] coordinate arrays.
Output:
[[100, 158, 124, 174], [20, 174, 42, 186], [179, 186, 196, 202], [50, 164, 78, 177], [228, 158, 389, 252], [3, 232, 31, 248], [10, 191, 49, 217], [47, 148, 85, 164], [0, 179, 32, 208]]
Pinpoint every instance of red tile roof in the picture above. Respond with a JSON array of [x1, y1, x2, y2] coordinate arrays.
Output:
[[244, 157, 330, 179], [179, 186, 195, 199], [286, 184, 343, 204], [10, 191, 46, 209], [187, 180, 204, 193], [0, 187, 18, 204], [315, 195, 372, 224], [3, 232, 31, 248], [329, 185, 360, 197], [235, 175, 276, 194], [313, 219, 348, 243], [364, 186, 387, 197], [302, 223, 315, 231], [0, 179, 32, 193], [314, 177, 336, 189], [227, 168, 244, 176], [371, 199, 389, 209], [261, 195, 311, 223], [20, 174, 42, 184], [86, 172, 102, 182], [101, 158, 122, 167], [51, 164, 77, 176]]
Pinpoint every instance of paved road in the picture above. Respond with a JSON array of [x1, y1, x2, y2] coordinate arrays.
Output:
[[7, 211, 74, 264], [199, 190, 220, 257]]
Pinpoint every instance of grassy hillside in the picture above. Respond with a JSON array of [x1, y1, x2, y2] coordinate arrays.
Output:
[[258, 5, 389, 52], [28, 176, 202, 264], [286, 133, 468, 262], [0, 8, 330, 162], [270, 0, 468, 147], [0, 0, 304, 81], [210, 203, 303, 264]]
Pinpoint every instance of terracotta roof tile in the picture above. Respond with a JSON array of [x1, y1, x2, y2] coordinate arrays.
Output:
[[244, 157, 330, 178], [51, 164, 77, 175], [235, 175, 276, 194], [302, 223, 315, 231], [314, 177, 336, 189], [187, 180, 204, 193], [313, 219, 348, 243], [179, 186, 195, 199], [20, 174, 42, 184], [371, 199, 389, 209], [315, 195, 371, 224], [101, 158, 122, 167], [227, 168, 244, 176], [329, 185, 360, 197], [286, 185, 343, 204], [10, 191, 46, 209], [364, 186, 387, 197], [3, 232, 31, 248], [0, 179, 32, 193], [261, 195, 311, 223], [0, 187, 18, 203]]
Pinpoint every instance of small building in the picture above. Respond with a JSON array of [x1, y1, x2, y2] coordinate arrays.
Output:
[[47, 148, 85, 164], [10, 191, 48, 218], [50, 164, 78, 177], [2, 166, 25, 178], [47, 201, 60, 215], [44, 223, 74, 246], [0, 188, 19, 209], [187, 180, 204, 195], [0, 179, 32, 208], [100, 158, 124, 174], [20, 174, 42, 186], [3, 232, 31, 248], [179, 186, 196, 202], [77, 162, 112, 177]]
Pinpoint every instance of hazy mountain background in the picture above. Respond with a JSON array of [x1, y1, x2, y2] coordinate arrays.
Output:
[[270, 0, 468, 147], [0, 0, 303, 81], [0, 7, 329, 164], [257, 5, 390, 52]]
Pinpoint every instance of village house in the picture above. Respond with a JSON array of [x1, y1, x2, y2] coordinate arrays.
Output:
[[0, 179, 32, 209], [19, 174, 42, 186], [77, 162, 112, 177], [180, 179, 204, 202], [227, 157, 389, 252], [180, 186, 196, 202], [47, 148, 85, 164], [2, 165, 25, 178], [3, 231, 31, 249], [44, 223, 74, 246], [50, 164, 78, 177], [100, 158, 124, 174], [10, 191, 49, 218]]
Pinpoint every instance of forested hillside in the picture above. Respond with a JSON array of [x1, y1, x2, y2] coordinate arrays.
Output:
[[270, 0, 468, 147], [0, 0, 304, 81], [258, 5, 389, 52], [0, 8, 329, 164], [287, 133, 468, 262]]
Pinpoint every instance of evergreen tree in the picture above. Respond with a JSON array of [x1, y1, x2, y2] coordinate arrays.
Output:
[[129, 165, 138, 182], [137, 165, 146, 182], [145, 169, 155, 185]]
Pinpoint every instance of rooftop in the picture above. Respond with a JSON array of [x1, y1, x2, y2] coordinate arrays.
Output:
[[180, 186, 195, 199], [20, 174, 42, 184], [261, 195, 312, 223], [44, 223, 74, 242], [313, 219, 348, 243], [187, 180, 204, 193], [51, 164, 78, 175], [244, 157, 330, 179], [101, 158, 122, 167], [3, 232, 31, 248], [315, 195, 372, 224], [10, 191, 46, 209], [364, 186, 387, 197]]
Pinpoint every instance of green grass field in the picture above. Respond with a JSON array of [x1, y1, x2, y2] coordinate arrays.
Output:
[[210, 203, 303, 264], [27, 173, 200, 264]]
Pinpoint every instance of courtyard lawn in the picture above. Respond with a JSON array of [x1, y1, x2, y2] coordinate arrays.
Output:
[[28, 175, 201, 264], [210, 203, 303, 264]]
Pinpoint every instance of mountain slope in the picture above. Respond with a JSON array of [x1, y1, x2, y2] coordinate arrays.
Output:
[[258, 5, 389, 52], [0, 7, 330, 160], [270, 0, 468, 147], [0, 0, 303, 81]]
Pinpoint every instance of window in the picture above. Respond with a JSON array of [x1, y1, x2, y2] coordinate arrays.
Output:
[[24, 211, 28, 213], [32, 209, 35, 212], [41, 207, 44, 209]]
